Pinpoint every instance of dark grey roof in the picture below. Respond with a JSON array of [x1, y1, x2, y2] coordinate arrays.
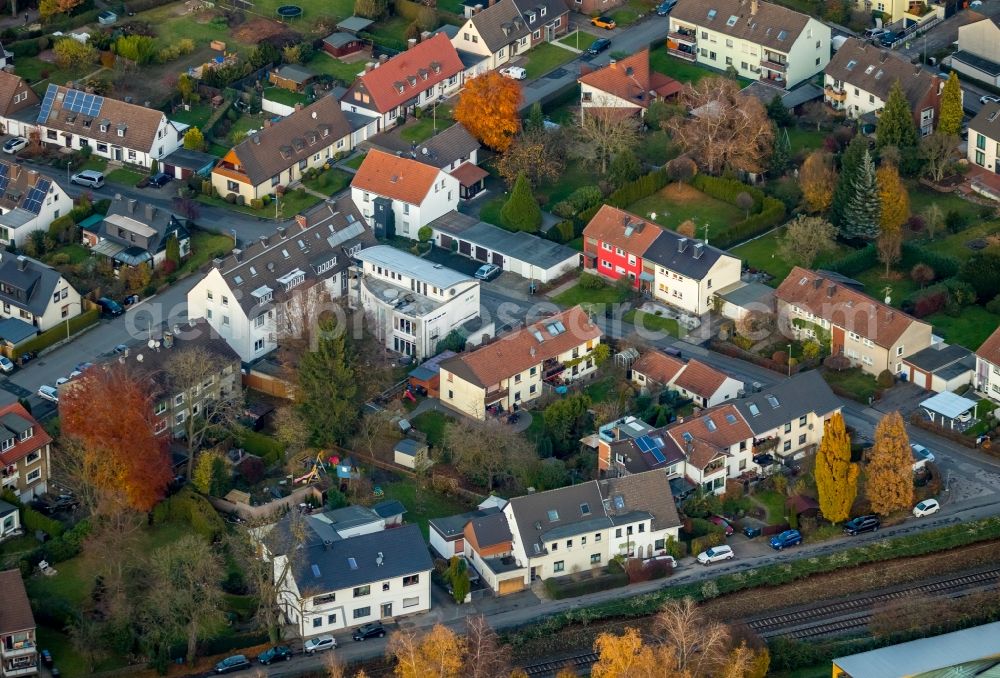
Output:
[[741, 80, 822, 109], [429, 506, 501, 540], [394, 438, 426, 456], [969, 101, 1000, 141], [715, 281, 775, 309], [508, 482, 605, 555], [826, 38, 939, 108], [372, 499, 406, 518], [430, 212, 578, 270], [671, 0, 810, 52], [904, 343, 973, 372], [370, 123, 480, 171], [516, 0, 567, 30], [0, 317, 36, 344], [323, 32, 359, 48], [543, 515, 613, 541], [276, 64, 315, 83], [938, 354, 976, 381], [337, 15, 374, 33], [210, 195, 374, 317], [306, 505, 382, 541], [294, 523, 433, 595], [600, 471, 681, 532], [813, 270, 865, 290], [434, 24, 460, 40], [468, 512, 512, 548], [0, 412, 32, 435], [163, 147, 218, 173], [953, 49, 1000, 76], [100, 195, 190, 256], [469, 0, 530, 53], [0, 252, 73, 318], [733, 370, 841, 435], [642, 232, 730, 280], [456, 49, 489, 69], [0, 500, 17, 518]]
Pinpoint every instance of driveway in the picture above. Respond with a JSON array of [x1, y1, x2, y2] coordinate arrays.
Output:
[[873, 382, 932, 418]]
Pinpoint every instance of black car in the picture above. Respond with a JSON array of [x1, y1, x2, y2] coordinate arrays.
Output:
[[352, 622, 386, 641], [879, 31, 898, 47], [148, 172, 172, 188], [97, 297, 124, 317], [214, 655, 251, 674], [587, 38, 611, 55], [656, 0, 677, 14], [843, 515, 880, 535], [257, 645, 293, 664]]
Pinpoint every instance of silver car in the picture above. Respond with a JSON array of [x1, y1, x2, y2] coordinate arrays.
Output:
[[303, 635, 337, 654]]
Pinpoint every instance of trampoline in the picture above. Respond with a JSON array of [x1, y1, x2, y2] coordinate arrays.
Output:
[[276, 4, 302, 18]]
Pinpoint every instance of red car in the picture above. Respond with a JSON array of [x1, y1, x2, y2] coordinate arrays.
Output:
[[710, 516, 734, 536]]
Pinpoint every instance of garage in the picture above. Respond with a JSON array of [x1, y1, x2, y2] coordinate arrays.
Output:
[[498, 577, 525, 595], [439, 234, 453, 250], [475, 246, 487, 261], [459, 240, 471, 255], [491, 252, 504, 267]]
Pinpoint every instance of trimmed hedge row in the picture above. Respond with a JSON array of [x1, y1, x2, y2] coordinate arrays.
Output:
[[689, 175, 786, 249], [237, 430, 283, 466], [543, 571, 629, 600], [0, 490, 63, 537], [900, 242, 960, 279], [824, 244, 877, 277], [10, 309, 99, 360]]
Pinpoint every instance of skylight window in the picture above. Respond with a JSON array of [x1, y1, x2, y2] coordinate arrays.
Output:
[[249, 265, 257, 277], [777, 30, 788, 40], [580, 503, 591, 516], [347, 558, 358, 570], [767, 395, 780, 408], [547, 509, 560, 522], [281, 248, 290, 259], [726, 14, 738, 26], [311, 564, 321, 577], [233, 275, 243, 285], [846, 60, 857, 70], [705, 418, 717, 432], [707, 9, 717, 19], [613, 495, 625, 510], [725, 413, 737, 424], [865, 65, 875, 74], [748, 403, 761, 416], [682, 431, 693, 442]]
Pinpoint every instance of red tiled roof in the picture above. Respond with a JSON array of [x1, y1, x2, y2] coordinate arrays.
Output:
[[352, 149, 442, 204], [583, 205, 661, 257], [977, 326, 1000, 366], [632, 350, 685, 385], [666, 403, 752, 452], [0, 402, 50, 466], [450, 162, 488, 187], [673, 359, 729, 398], [348, 34, 464, 114], [578, 49, 680, 108]]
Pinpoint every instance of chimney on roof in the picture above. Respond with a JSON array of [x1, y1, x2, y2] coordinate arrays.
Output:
[[233, 248, 243, 262], [677, 236, 689, 253], [813, 278, 822, 290], [295, 214, 308, 230], [693, 242, 704, 259], [379, 54, 388, 64], [407, 38, 417, 49], [751, 0, 758, 14], [8, 164, 18, 182], [128, 199, 137, 214], [365, 61, 376, 72], [277, 225, 288, 239], [212, 257, 224, 268], [880, 50, 889, 62], [609, 58, 616, 67], [827, 284, 837, 298], [260, 234, 270, 247], [145, 204, 155, 221], [16, 255, 27, 271], [421, 31, 432, 40], [323, 540, 332, 550]]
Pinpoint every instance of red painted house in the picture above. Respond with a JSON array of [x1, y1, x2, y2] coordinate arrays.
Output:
[[582, 205, 661, 291]]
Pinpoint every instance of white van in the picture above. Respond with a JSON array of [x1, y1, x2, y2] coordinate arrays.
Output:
[[70, 170, 105, 188]]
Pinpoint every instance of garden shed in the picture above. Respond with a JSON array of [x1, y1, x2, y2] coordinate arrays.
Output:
[[323, 32, 366, 58], [394, 438, 428, 469]]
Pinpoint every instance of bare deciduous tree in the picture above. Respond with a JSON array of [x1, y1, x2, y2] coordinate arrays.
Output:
[[575, 97, 642, 173], [654, 597, 732, 676], [444, 418, 537, 492], [920, 132, 958, 183], [464, 615, 509, 678]]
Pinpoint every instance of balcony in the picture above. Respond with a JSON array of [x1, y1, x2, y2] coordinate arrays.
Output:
[[2, 642, 35, 659], [1, 473, 18, 488], [543, 358, 565, 379], [667, 29, 696, 44], [484, 386, 508, 404], [752, 437, 779, 455], [3, 665, 39, 677], [667, 47, 697, 61], [760, 58, 787, 72], [824, 86, 846, 102]]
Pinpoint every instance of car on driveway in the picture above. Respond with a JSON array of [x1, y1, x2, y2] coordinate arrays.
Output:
[[863, 27, 887, 39], [474, 263, 501, 281], [499, 66, 527, 80], [2, 137, 28, 154], [656, 0, 677, 14], [696, 544, 734, 565], [257, 645, 293, 664], [910, 443, 935, 464], [304, 635, 337, 654], [913, 498, 940, 517], [591, 15, 616, 29], [0, 356, 14, 374], [709, 515, 734, 536], [214, 655, 250, 674], [769, 529, 803, 550], [353, 622, 386, 641], [587, 38, 611, 55], [70, 170, 105, 188], [981, 95, 1000, 105], [642, 554, 677, 569], [37, 385, 59, 403], [878, 31, 899, 47], [147, 172, 172, 188], [844, 514, 880, 535]]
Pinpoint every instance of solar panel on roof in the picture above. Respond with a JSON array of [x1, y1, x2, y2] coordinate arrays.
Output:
[[63, 89, 105, 117], [22, 179, 49, 215], [635, 436, 652, 452], [0, 163, 9, 196], [37, 84, 59, 123], [651, 448, 666, 463]]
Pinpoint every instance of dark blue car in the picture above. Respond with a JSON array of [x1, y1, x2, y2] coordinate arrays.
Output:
[[769, 529, 802, 550]]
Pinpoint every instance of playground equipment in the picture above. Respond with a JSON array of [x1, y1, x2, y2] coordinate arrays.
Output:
[[276, 4, 302, 18], [294, 451, 336, 484], [403, 388, 416, 403]]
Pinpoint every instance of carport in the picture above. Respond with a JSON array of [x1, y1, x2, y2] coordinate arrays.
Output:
[[919, 391, 979, 429]]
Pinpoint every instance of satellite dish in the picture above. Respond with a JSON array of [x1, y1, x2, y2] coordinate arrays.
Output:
[[154, 340, 161, 349], [136, 354, 144, 362], [650, 212, 657, 221], [147, 339, 155, 349]]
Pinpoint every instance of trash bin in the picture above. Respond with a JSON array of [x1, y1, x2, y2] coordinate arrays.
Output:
[[743, 526, 762, 539]]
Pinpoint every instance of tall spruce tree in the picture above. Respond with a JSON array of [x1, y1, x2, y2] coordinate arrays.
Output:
[[876, 81, 919, 153], [814, 413, 858, 523], [297, 318, 359, 446], [830, 134, 868, 228], [500, 173, 542, 233], [841, 148, 881, 240], [937, 72, 963, 137]]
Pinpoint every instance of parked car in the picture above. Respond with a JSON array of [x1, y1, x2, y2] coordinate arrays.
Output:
[[475, 263, 501, 281], [911, 443, 935, 463], [843, 514, 880, 535], [113, 343, 129, 354], [353, 622, 386, 641], [769, 529, 803, 550], [879, 31, 899, 47], [709, 516, 734, 536], [913, 498, 940, 517], [642, 554, 677, 569], [148, 172, 172, 188], [696, 544, 734, 565], [257, 646, 293, 664], [981, 95, 1000, 105], [587, 38, 612, 55], [74, 361, 94, 373], [97, 297, 124, 317], [2, 137, 28, 154], [37, 385, 59, 403], [70, 170, 105, 188], [304, 635, 337, 654], [591, 15, 616, 29], [214, 655, 251, 674], [499, 66, 527, 80], [0, 356, 14, 374], [41, 650, 53, 668], [55, 377, 69, 387], [863, 27, 887, 39], [956, 409, 973, 423], [656, 0, 677, 14]]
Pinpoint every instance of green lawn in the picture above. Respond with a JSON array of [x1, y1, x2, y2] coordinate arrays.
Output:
[[263, 87, 311, 107], [567, 236, 584, 251], [207, 142, 230, 158], [198, 190, 321, 219], [926, 306, 1000, 348], [623, 309, 682, 337], [537, 162, 599, 206], [301, 168, 353, 196], [371, 15, 411, 42], [752, 489, 788, 524], [179, 229, 234, 275], [730, 228, 847, 285], [168, 102, 214, 129], [16, 57, 96, 92], [437, 0, 465, 13], [854, 267, 921, 309], [400, 105, 454, 144], [251, 0, 354, 24], [77, 156, 108, 173], [380, 479, 473, 539], [784, 126, 827, 154], [908, 182, 982, 227], [609, 0, 653, 26], [636, 129, 679, 166], [628, 184, 743, 234], [226, 113, 270, 146], [412, 410, 449, 449], [524, 42, 577, 80], [344, 153, 367, 170], [478, 195, 506, 227], [558, 30, 599, 50], [914, 218, 1000, 260], [45, 243, 90, 265], [822, 368, 879, 403], [307, 54, 368, 83], [552, 276, 629, 308], [105, 168, 146, 186], [650, 48, 749, 85]]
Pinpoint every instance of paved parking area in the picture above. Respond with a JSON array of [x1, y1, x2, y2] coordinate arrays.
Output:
[[873, 382, 932, 418]]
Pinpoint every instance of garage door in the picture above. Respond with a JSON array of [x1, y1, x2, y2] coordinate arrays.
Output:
[[459, 240, 471, 255], [498, 578, 524, 595], [475, 246, 488, 261], [440, 234, 453, 250], [491, 252, 504, 268]]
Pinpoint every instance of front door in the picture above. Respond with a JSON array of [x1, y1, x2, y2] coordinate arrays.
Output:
[[381, 602, 392, 618], [113, 147, 122, 161]]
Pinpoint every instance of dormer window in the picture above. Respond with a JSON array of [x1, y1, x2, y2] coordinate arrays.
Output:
[[528, 11, 536, 21], [19, 427, 32, 441], [0, 437, 13, 452], [540, 6, 546, 15], [100, 123, 108, 132]]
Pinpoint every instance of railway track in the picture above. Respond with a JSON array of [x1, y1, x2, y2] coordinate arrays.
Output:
[[518, 567, 1000, 676]]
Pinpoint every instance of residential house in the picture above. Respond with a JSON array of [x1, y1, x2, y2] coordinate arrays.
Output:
[[713, 280, 776, 323], [952, 17, 1000, 87], [0, 403, 51, 504], [429, 504, 504, 559], [631, 350, 743, 407], [81, 195, 190, 271], [463, 511, 523, 595], [0, 71, 40, 138], [595, 417, 687, 478], [0, 569, 37, 677], [438, 305, 602, 419], [643, 229, 741, 317], [0, 501, 20, 542], [187, 196, 374, 363], [775, 267, 933, 377], [450, 0, 568, 72], [824, 38, 943, 136], [33, 84, 182, 168], [664, 403, 754, 493], [430, 211, 580, 282], [212, 95, 357, 203], [351, 149, 460, 240], [502, 469, 682, 583], [269, 518, 433, 638], [159, 147, 218, 181], [975, 325, 1000, 401], [355, 245, 480, 360], [903, 343, 975, 393], [579, 49, 682, 117], [393, 438, 428, 469], [668, 0, 830, 88], [368, 123, 488, 200], [269, 64, 316, 92], [94, 320, 242, 439], [967, 101, 1000, 173], [582, 204, 664, 294], [0, 161, 72, 248], [340, 34, 464, 131], [0, 253, 83, 334]]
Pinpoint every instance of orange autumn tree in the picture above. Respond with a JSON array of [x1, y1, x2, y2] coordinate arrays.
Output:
[[61, 364, 172, 514], [454, 71, 521, 152]]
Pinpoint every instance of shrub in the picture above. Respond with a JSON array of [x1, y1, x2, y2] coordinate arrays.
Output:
[[20, 505, 64, 538], [225, 192, 237, 204], [547, 219, 575, 243], [552, 185, 603, 218], [826, 244, 878, 277], [876, 370, 895, 388], [543, 571, 629, 599], [690, 531, 726, 556], [238, 430, 283, 466], [153, 486, 225, 540], [986, 294, 1000, 315], [418, 225, 432, 242], [945, 209, 968, 233], [900, 243, 959, 278], [772, 350, 788, 365], [249, 198, 263, 210], [238, 456, 265, 484], [578, 273, 608, 290]]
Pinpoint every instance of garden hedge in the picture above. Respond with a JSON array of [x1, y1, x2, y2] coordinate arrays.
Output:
[[900, 243, 959, 279], [238, 430, 283, 466], [543, 571, 629, 599], [11, 309, 99, 359], [688, 175, 786, 249], [825, 244, 878, 277]]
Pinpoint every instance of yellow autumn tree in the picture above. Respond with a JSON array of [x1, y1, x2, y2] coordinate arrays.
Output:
[[389, 624, 467, 678], [877, 162, 909, 233], [454, 71, 521, 152], [867, 411, 914, 515], [799, 151, 837, 213], [814, 413, 858, 523], [591, 628, 670, 678]]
